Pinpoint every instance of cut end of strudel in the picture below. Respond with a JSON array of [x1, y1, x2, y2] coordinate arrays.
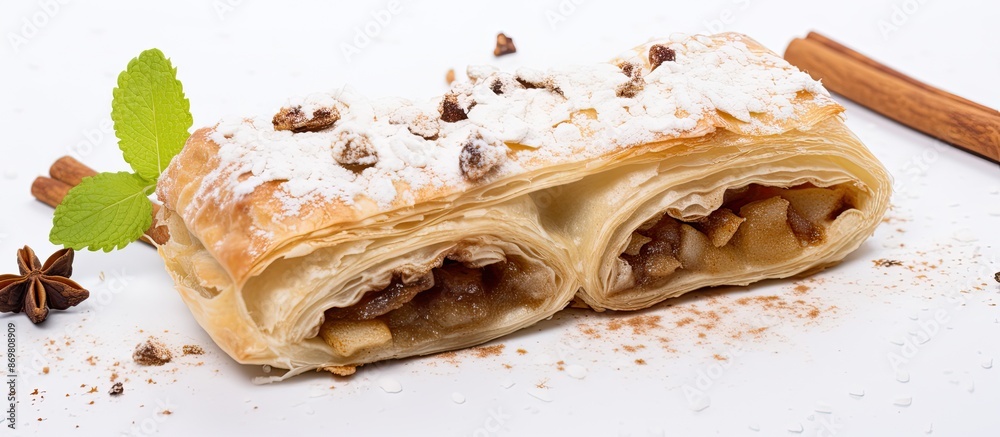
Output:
[[155, 33, 890, 380]]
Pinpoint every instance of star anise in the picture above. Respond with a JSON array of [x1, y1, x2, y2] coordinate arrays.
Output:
[[0, 246, 89, 324]]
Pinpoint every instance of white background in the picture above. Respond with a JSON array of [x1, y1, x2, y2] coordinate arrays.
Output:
[[1, 0, 999, 436]]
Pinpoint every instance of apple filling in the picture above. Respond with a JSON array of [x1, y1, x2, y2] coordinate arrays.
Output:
[[318, 244, 553, 358], [619, 183, 854, 291]]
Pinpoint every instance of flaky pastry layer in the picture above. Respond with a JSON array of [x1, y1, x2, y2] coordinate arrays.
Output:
[[156, 33, 890, 379]]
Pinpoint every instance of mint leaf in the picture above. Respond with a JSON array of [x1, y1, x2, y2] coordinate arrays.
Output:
[[50, 172, 154, 252], [112, 48, 192, 181], [49, 48, 191, 252]]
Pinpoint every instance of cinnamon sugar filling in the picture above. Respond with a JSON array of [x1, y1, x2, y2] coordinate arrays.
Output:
[[319, 244, 553, 357], [618, 183, 854, 291]]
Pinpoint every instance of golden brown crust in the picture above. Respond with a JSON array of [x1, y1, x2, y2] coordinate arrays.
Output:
[[158, 34, 841, 286]]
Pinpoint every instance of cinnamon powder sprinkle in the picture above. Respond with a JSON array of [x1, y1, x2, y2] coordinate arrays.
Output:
[[436, 351, 460, 366], [622, 344, 646, 353], [607, 315, 662, 335], [471, 344, 506, 358], [634, 359, 647, 365], [675, 317, 695, 327], [516, 348, 527, 355], [182, 345, 204, 356], [873, 259, 904, 267], [578, 324, 602, 339], [736, 295, 781, 308]]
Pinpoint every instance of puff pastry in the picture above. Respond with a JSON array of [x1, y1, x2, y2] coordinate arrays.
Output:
[[156, 33, 890, 380]]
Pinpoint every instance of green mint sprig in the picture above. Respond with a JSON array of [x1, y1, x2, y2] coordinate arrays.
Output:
[[50, 49, 192, 252]]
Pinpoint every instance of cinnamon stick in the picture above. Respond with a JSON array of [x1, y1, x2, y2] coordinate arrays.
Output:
[[49, 156, 97, 186], [784, 32, 1000, 163], [31, 156, 169, 247], [31, 176, 73, 209]]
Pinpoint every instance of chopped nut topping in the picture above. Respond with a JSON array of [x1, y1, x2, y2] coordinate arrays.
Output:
[[407, 114, 440, 140], [182, 345, 204, 355], [389, 107, 440, 140], [445, 68, 456, 85], [332, 131, 379, 168], [515, 74, 564, 97], [648, 44, 676, 71], [493, 33, 517, 57], [487, 74, 522, 95], [440, 93, 470, 122], [273, 105, 340, 132], [616, 61, 645, 98], [459, 131, 507, 181], [108, 382, 123, 396]]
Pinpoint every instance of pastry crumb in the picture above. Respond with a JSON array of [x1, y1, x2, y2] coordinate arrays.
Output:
[[132, 337, 173, 366], [320, 365, 357, 376], [493, 32, 516, 56]]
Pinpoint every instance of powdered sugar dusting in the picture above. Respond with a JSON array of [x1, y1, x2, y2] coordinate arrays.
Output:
[[194, 33, 832, 217]]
